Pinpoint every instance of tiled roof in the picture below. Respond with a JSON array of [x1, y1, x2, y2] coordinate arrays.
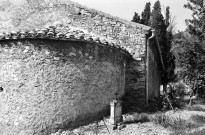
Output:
[[0, 24, 131, 57]]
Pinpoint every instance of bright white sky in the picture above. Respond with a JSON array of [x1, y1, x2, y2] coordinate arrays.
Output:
[[72, 0, 192, 32]]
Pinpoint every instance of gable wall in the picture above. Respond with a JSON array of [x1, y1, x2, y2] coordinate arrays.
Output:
[[147, 37, 162, 100], [48, 3, 149, 59]]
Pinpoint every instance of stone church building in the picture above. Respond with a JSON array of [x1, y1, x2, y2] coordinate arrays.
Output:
[[0, 1, 164, 135]]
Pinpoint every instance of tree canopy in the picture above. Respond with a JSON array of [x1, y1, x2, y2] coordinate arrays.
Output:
[[141, 2, 151, 25], [131, 0, 176, 85], [151, 1, 176, 85], [173, 0, 205, 94], [131, 12, 141, 23]]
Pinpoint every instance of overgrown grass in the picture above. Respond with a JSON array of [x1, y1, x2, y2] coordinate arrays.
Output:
[[185, 105, 205, 112], [191, 115, 205, 124], [150, 113, 198, 130], [123, 113, 150, 124], [123, 112, 199, 131]]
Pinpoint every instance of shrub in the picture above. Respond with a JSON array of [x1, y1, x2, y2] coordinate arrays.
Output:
[[123, 113, 150, 123], [150, 113, 197, 130], [185, 105, 205, 112], [174, 82, 187, 97], [191, 115, 205, 124]]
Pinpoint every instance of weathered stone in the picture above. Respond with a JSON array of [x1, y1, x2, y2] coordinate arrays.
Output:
[[0, 1, 165, 135], [147, 37, 162, 99], [0, 39, 127, 135]]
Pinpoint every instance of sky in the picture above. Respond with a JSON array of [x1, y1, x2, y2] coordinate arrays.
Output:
[[71, 0, 192, 32]]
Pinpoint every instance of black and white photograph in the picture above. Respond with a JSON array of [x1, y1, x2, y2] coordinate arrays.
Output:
[[0, 0, 204, 135]]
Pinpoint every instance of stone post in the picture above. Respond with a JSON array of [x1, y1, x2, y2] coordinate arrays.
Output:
[[110, 100, 122, 128]]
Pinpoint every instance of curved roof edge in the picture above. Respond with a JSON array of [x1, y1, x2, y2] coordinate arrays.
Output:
[[0, 24, 132, 58]]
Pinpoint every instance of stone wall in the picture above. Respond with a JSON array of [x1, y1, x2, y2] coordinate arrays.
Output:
[[0, 0, 151, 111], [58, 3, 149, 59], [0, 39, 128, 135], [124, 58, 146, 110], [0, 1, 165, 134], [0, 0, 150, 60], [147, 37, 162, 100], [0, 0, 152, 116], [123, 32, 163, 110]]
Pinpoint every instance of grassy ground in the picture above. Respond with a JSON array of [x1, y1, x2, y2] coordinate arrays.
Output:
[[50, 97, 205, 135]]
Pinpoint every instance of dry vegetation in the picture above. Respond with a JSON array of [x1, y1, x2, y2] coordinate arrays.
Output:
[[49, 98, 205, 135]]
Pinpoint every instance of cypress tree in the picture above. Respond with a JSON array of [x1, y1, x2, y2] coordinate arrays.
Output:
[[165, 6, 176, 82], [151, 0, 176, 85], [165, 6, 170, 27], [151, 0, 167, 46], [131, 12, 141, 23], [141, 2, 151, 26]]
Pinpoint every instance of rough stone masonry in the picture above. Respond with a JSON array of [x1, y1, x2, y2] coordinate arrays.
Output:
[[0, 1, 164, 135]]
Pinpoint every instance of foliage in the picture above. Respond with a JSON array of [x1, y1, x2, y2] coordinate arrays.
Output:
[[140, 2, 151, 25], [173, 0, 205, 93], [131, 1, 176, 85], [185, 105, 205, 112], [174, 81, 187, 96], [165, 6, 170, 27], [191, 114, 205, 124], [151, 1, 176, 84], [151, 0, 167, 45], [150, 113, 198, 130], [131, 12, 141, 23], [123, 113, 150, 124]]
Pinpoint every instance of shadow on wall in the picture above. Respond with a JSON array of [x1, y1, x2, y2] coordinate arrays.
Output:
[[0, 39, 127, 135], [123, 58, 146, 113]]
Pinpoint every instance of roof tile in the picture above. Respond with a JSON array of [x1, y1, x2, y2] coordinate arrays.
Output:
[[0, 24, 131, 57]]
